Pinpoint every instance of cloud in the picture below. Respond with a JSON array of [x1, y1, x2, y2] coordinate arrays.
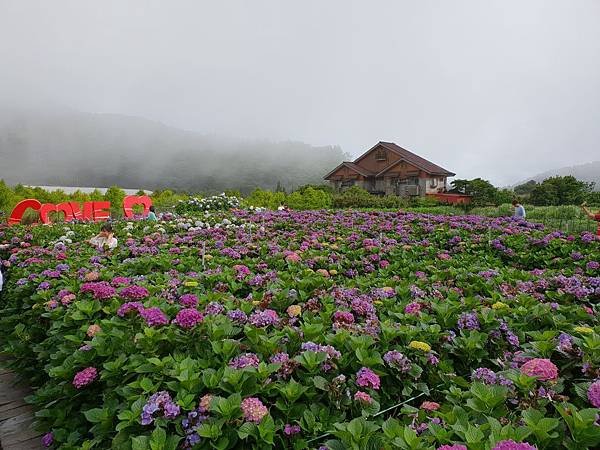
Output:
[[1, 0, 599, 186]]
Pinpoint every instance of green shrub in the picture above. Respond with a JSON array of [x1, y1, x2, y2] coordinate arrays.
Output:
[[286, 187, 332, 210], [244, 188, 286, 210]]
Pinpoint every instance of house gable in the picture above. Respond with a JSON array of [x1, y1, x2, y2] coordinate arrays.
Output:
[[376, 159, 421, 177], [353, 143, 402, 174], [324, 162, 374, 180], [354, 141, 455, 177]]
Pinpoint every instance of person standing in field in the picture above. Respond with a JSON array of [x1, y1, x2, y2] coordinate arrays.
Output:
[[89, 224, 118, 250], [147, 206, 158, 221], [581, 202, 600, 236], [512, 200, 526, 219]]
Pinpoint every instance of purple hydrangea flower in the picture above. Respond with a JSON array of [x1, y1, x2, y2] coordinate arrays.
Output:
[[204, 301, 225, 316], [117, 301, 144, 317], [356, 367, 380, 390], [457, 312, 480, 330], [227, 309, 248, 324], [284, 424, 301, 436], [249, 309, 279, 327], [173, 308, 204, 329], [140, 307, 169, 327], [383, 350, 412, 372], [472, 368, 497, 384], [120, 285, 150, 300], [41, 432, 53, 447], [141, 391, 180, 425], [229, 353, 260, 369], [587, 380, 600, 408], [179, 294, 199, 308]]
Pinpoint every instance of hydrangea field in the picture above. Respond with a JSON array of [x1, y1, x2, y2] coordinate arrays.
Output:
[[0, 210, 599, 450]]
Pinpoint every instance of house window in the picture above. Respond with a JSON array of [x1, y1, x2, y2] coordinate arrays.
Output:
[[430, 178, 438, 188], [341, 180, 355, 188], [375, 149, 387, 160]]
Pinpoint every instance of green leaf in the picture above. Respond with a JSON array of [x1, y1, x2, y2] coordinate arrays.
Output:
[[83, 408, 106, 424], [258, 415, 275, 445], [382, 418, 402, 439], [403, 426, 419, 446], [150, 426, 166, 450], [132, 436, 150, 450], [165, 435, 182, 450], [464, 424, 484, 443], [313, 376, 328, 391], [238, 422, 256, 440], [140, 377, 154, 392]]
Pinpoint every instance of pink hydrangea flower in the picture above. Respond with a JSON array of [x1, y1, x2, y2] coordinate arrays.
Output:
[[354, 391, 373, 404], [285, 252, 301, 263], [241, 397, 268, 423], [199, 394, 213, 412], [437, 445, 467, 450], [173, 308, 204, 329], [140, 307, 169, 327], [61, 294, 76, 305], [420, 401, 440, 411], [404, 302, 422, 315], [520, 358, 558, 381], [72, 367, 98, 389], [86, 324, 101, 337], [356, 367, 380, 390], [492, 440, 537, 450], [333, 311, 354, 325], [587, 380, 600, 407]]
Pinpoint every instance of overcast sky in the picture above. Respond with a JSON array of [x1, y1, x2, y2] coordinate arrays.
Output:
[[1, 0, 599, 186]]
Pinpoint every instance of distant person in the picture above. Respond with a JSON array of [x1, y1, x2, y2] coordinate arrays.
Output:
[[89, 224, 118, 250], [581, 202, 600, 236], [512, 200, 526, 219], [147, 206, 158, 221]]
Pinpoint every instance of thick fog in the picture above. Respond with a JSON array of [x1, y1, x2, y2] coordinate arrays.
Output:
[[1, 0, 600, 187]]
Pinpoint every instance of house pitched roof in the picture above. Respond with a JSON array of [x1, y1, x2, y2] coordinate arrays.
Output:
[[356, 141, 456, 177], [323, 161, 376, 179]]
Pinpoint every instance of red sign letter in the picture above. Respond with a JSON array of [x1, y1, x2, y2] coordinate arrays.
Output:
[[8, 199, 42, 226], [123, 195, 152, 218], [92, 201, 111, 222]]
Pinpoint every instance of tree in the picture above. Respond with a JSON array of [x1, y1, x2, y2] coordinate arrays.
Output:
[[104, 185, 126, 216], [89, 189, 104, 201], [497, 188, 515, 205], [295, 184, 333, 194], [0, 180, 19, 213], [530, 176, 593, 206], [514, 180, 538, 196], [451, 178, 501, 206]]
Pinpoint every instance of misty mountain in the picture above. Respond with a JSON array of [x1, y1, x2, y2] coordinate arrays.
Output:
[[515, 161, 600, 191], [0, 108, 348, 194]]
